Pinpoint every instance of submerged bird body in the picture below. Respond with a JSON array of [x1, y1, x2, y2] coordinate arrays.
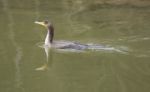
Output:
[[51, 40, 88, 50]]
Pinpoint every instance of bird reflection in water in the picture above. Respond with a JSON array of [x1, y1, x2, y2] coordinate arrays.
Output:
[[35, 46, 53, 71]]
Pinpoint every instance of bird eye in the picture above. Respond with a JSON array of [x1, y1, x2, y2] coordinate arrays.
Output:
[[44, 20, 48, 24]]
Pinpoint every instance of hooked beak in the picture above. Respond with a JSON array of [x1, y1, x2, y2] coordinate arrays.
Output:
[[34, 21, 46, 27]]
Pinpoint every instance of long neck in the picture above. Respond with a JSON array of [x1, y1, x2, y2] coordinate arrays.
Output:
[[45, 25, 54, 45]]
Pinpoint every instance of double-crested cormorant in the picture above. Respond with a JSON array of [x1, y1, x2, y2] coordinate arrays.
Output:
[[34, 20, 125, 53]]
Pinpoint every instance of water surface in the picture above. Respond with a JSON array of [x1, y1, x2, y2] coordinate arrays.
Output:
[[0, 0, 150, 92]]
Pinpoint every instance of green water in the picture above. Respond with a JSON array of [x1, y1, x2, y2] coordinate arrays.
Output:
[[0, 0, 150, 92]]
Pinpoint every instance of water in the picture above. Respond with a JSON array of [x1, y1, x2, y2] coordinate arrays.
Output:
[[0, 0, 150, 92]]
